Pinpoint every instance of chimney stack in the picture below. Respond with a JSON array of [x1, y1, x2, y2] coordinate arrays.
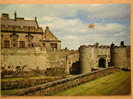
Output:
[[111, 42, 115, 48], [14, 11, 17, 21], [120, 41, 125, 47]]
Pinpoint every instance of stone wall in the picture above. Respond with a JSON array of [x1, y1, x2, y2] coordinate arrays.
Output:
[[44, 41, 61, 51], [12, 67, 120, 96], [79, 45, 110, 74], [1, 48, 79, 75], [1, 48, 50, 71], [46, 50, 79, 74], [1, 76, 64, 90], [111, 46, 130, 69], [79, 43, 130, 74], [1, 32, 42, 48]]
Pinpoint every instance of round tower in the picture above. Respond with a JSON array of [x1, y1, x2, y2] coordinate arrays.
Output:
[[110, 41, 130, 69], [79, 45, 92, 73]]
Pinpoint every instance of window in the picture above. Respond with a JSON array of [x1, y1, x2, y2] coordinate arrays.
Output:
[[19, 41, 25, 48], [4, 40, 10, 48], [43, 43, 45, 47], [51, 43, 57, 49]]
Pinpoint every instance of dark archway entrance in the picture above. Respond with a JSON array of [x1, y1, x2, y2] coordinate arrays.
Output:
[[70, 61, 81, 74], [98, 58, 106, 68]]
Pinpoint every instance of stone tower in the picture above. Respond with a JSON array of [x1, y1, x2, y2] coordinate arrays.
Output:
[[79, 41, 130, 74], [79, 44, 111, 74], [110, 41, 130, 69]]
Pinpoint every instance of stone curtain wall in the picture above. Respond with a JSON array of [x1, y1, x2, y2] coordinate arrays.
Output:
[[13, 67, 120, 96], [1, 48, 50, 71], [1, 48, 79, 75]]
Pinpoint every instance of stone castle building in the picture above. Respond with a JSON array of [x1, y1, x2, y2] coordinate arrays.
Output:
[[79, 41, 130, 73], [0, 13, 130, 75], [1, 13, 61, 51]]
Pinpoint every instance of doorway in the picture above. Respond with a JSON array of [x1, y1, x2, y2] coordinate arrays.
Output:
[[98, 58, 106, 68]]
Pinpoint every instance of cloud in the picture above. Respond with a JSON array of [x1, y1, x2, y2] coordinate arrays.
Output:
[[85, 4, 130, 20], [0, 4, 130, 49], [0, 4, 130, 19], [40, 16, 130, 49]]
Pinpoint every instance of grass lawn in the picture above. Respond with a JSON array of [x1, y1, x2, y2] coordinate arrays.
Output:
[[54, 71, 131, 96], [1, 70, 131, 96], [1, 88, 25, 96]]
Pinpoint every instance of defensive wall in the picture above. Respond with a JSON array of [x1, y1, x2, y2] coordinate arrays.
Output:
[[1, 48, 79, 75], [79, 42, 130, 74], [11, 67, 120, 96], [1, 41, 130, 75], [79, 44, 110, 73], [110, 46, 130, 69]]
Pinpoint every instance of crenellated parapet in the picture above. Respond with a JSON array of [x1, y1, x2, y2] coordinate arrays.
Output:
[[110, 41, 130, 69], [79, 41, 130, 74]]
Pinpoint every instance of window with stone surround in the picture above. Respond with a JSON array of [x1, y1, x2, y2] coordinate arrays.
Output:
[[43, 43, 45, 47], [4, 40, 10, 48], [51, 43, 57, 49], [19, 41, 25, 48]]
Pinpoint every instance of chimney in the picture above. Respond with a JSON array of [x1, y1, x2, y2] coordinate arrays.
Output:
[[111, 42, 115, 48], [45, 26, 50, 33], [14, 11, 17, 21], [120, 41, 124, 47], [35, 16, 39, 28], [35, 16, 37, 21], [95, 42, 99, 47]]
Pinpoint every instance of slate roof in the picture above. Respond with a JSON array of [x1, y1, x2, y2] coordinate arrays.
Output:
[[1, 13, 43, 33], [1, 18, 38, 28]]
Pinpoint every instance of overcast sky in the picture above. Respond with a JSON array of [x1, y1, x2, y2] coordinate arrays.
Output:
[[0, 4, 130, 49]]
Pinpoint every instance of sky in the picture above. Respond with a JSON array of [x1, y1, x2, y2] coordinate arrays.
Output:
[[0, 4, 130, 49]]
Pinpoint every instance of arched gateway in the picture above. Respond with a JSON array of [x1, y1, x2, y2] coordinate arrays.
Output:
[[98, 58, 106, 68]]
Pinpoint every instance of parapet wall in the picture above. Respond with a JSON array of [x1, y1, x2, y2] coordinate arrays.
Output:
[[1, 48, 79, 74], [1, 48, 50, 71], [1, 76, 64, 90], [13, 67, 120, 96], [79, 44, 130, 74]]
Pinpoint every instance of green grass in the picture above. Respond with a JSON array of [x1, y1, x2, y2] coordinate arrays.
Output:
[[1, 71, 131, 96], [1, 75, 64, 95], [1, 77, 24, 81], [1, 88, 25, 96], [54, 71, 131, 96]]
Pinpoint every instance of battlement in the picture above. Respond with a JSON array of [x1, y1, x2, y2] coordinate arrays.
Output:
[[111, 46, 130, 48], [79, 41, 129, 50], [79, 44, 110, 49]]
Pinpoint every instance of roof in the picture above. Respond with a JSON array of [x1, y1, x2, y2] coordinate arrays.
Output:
[[43, 26, 61, 42], [1, 19, 38, 28], [1, 13, 43, 33]]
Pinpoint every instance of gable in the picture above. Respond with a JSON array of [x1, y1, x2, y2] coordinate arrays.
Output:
[[44, 26, 59, 41]]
